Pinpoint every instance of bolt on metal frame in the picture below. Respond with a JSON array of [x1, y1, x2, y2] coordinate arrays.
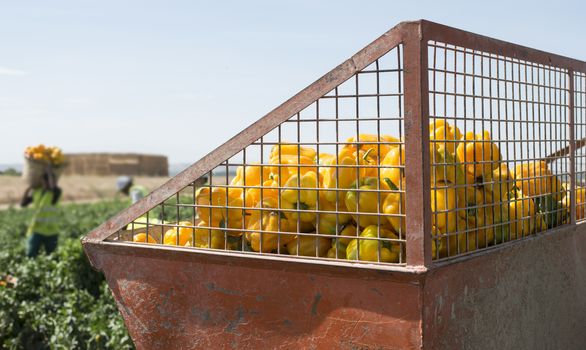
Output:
[[83, 20, 586, 271]]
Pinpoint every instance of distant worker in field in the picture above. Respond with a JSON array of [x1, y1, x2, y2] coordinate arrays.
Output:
[[117, 176, 150, 231], [116, 176, 148, 204], [21, 169, 62, 258]]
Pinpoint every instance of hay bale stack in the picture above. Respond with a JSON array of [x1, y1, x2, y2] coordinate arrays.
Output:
[[62, 153, 168, 177]]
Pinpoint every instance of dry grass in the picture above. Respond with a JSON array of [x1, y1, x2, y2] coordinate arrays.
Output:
[[0, 175, 169, 206]]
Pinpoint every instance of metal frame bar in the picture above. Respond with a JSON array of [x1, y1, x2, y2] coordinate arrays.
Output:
[[403, 24, 432, 267], [569, 71, 577, 224]]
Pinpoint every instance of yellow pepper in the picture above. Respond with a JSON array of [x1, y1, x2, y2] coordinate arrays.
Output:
[[319, 224, 358, 259], [317, 152, 335, 166], [476, 169, 512, 244], [489, 203, 509, 244], [286, 235, 331, 257], [431, 226, 442, 258], [431, 144, 467, 187], [381, 188, 406, 236], [336, 224, 358, 246], [163, 221, 195, 246], [562, 185, 586, 221], [431, 184, 460, 234], [268, 144, 317, 184], [244, 177, 279, 209], [319, 147, 376, 203], [486, 163, 515, 204], [196, 187, 244, 233], [459, 204, 513, 250], [506, 188, 543, 239], [429, 119, 462, 154], [431, 219, 467, 258], [326, 240, 348, 259], [514, 162, 567, 230], [457, 225, 487, 253], [316, 196, 352, 236], [380, 143, 465, 189], [194, 221, 225, 249], [342, 134, 400, 163], [245, 198, 296, 252], [379, 147, 404, 189], [456, 130, 501, 182], [345, 177, 390, 228], [454, 185, 504, 252], [514, 161, 564, 201], [133, 233, 156, 244], [270, 143, 317, 161], [346, 225, 401, 263], [269, 156, 316, 186], [456, 186, 494, 246], [280, 171, 319, 223], [231, 163, 272, 188]]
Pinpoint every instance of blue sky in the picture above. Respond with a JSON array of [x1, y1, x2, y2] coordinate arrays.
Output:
[[1, 0, 584, 165]]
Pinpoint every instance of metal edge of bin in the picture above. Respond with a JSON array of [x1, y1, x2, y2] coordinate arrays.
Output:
[[430, 221, 584, 269], [420, 20, 586, 72], [85, 221, 582, 280], [81, 20, 419, 269], [84, 239, 427, 283]]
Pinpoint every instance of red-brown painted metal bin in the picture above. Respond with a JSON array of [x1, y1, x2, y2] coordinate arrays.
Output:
[[82, 20, 586, 349]]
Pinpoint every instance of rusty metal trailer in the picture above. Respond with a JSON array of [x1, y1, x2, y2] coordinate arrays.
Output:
[[82, 20, 586, 349]]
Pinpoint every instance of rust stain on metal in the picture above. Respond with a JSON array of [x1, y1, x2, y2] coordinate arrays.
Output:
[[91, 242, 423, 349], [311, 293, 322, 316], [224, 307, 246, 335], [205, 282, 243, 297]]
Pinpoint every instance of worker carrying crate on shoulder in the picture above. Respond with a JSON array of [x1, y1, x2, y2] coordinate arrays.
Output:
[[20, 145, 65, 258], [116, 176, 148, 204]]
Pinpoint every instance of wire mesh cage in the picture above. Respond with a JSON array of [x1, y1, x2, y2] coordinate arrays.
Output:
[[87, 20, 586, 269], [116, 45, 408, 265], [81, 20, 586, 349], [427, 40, 572, 261]]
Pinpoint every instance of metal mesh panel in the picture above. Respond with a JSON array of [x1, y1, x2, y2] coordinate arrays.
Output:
[[114, 45, 407, 266], [94, 22, 586, 269], [428, 40, 571, 261]]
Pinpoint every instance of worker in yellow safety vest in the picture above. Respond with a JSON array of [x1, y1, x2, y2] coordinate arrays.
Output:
[[20, 170, 62, 257]]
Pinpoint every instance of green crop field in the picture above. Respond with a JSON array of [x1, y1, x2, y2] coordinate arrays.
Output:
[[0, 201, 134, 350]]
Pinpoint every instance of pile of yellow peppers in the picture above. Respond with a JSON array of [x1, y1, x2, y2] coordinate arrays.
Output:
[[151, 134, 406, 263], [428, 121, 571, 258], [136, 119, 581, 263], [24, 144, 65, 165]]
